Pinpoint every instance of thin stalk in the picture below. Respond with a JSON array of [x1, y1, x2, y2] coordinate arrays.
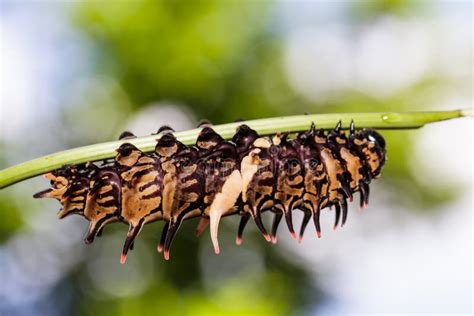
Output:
[[0, 109, 471, 189]]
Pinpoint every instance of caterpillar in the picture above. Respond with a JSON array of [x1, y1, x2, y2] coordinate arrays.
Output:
[[34, 121, 386, 263]]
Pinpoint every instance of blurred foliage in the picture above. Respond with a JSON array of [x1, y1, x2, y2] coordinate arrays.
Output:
[[0, 191, 23, 242], [76, 269, 298, 316], [0, 143, 24, 241], [351, 0, 426, 20], [73, 0, 308, 124], [0, 0, 465, 315], [59, 77, 134, 146]]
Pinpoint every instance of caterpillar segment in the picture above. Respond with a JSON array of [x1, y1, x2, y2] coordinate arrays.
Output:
[[347, 125, 382, 209], [34, 165, 92, 220], [196, 127, 242, 255], [272, 134, 305, 242], [231, 124, 261, 245], [117, 143, 163, 264], [239, 137, 274, 243], [84, 167, 122, 244], [156, 132, 202, 260], [294, 124, 327, 240], [334, 122, 371, 211], [33, 167, 73, 202], [154, 133, 181, 259], [34, 121, 387, 263]]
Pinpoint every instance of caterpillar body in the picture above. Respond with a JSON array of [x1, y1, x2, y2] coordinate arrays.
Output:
[[34, 122, 386, 263]]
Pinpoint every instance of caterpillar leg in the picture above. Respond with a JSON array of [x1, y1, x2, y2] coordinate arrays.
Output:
[[84, 218, 115, 244], [363, 182, 370, 207], [340, 198, 348, 227], [251, 209, 271, 242], [313, 211, 322, 238], [121, 221, 144, 264], [270, 211, 283, 244], [284, 210, 296, 240], [274, 204, 296, 240], [333, 203, 341, 230], [359, 188, 366, 209], [163, 215, 185, 260], [298, 208, 312, 243], [358, 182, 370, 209], [157, 222, 169, 253], [57, 208, 81, 220], [337, 173, 353, 202], [84, 221, 100, 244], [236, 213, 250, 246], [313, 200, 323, 238], [195, 217, 209, 237]]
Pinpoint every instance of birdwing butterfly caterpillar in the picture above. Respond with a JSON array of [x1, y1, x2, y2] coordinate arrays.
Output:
[[34, 121, 387, 263]]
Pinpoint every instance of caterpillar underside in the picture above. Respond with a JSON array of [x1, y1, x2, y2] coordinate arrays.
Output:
[[34, 121, 386, 263]]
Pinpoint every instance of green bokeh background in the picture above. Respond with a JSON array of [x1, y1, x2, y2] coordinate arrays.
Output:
[[0, 1, 471, 315]]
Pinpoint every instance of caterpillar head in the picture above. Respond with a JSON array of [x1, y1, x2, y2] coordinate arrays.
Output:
[[361, 129, 385, 149], [356, 129, 387, 177]]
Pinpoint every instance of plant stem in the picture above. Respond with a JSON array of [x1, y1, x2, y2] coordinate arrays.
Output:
[[0, 109, 470, 189]]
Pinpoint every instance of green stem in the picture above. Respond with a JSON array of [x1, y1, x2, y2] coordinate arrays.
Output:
[[0, 109, 470, 189]]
